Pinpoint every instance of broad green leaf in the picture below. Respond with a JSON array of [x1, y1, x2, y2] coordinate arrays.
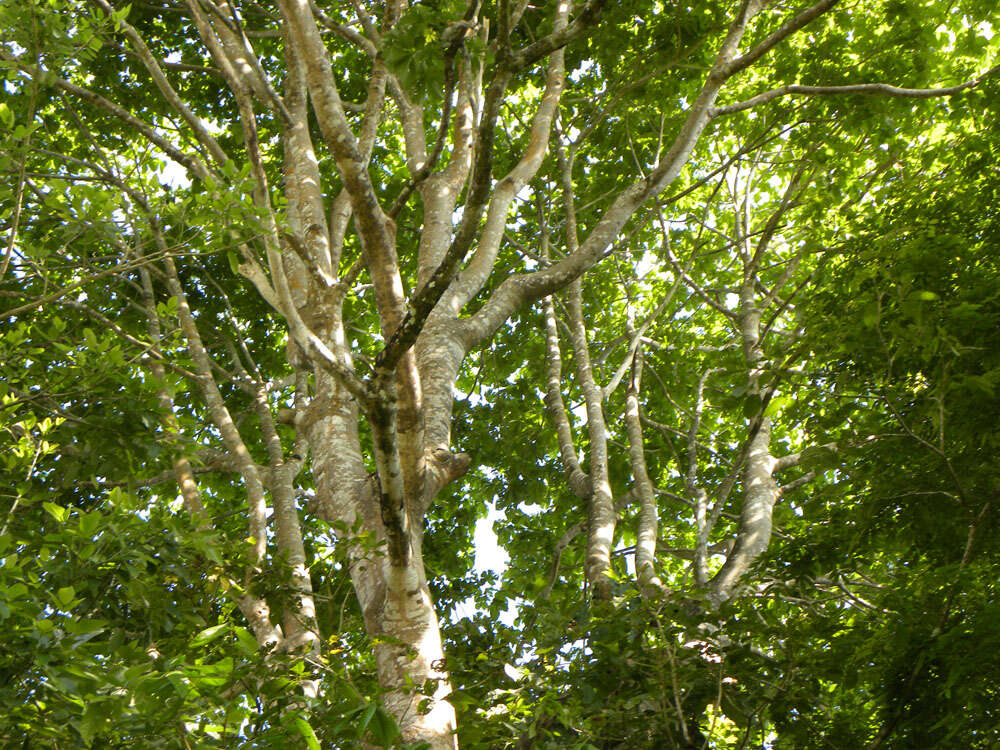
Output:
[[43, 502, 68, 523], [293, 716, 321, 750], [190, 623, 228, 648]]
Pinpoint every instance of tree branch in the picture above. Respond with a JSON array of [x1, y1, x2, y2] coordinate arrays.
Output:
[[462, 0, 768, 347], [711, 65, 1000, 118], [0, 52, 211, 180], [721, 0, 839, 78]]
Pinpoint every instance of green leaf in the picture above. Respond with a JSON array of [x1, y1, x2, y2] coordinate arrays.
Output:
[[79, 510, 102, 536], [233, 626, 259, 655], [444, 689, 479, 710], [293, 716, 321, 750], [112, 3, 131, 29], [358, 702, 377, 735], [743, 394, 763, 418], [190, 623, 228, 648], [370, 706, 401, 746], [43, 502, 68, 523], [35, 618, 54, 633], [764, 395, 793, 417]]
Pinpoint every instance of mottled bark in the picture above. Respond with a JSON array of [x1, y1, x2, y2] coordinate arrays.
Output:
[[709, 180, 786, 604], [710, 418, 778, 604]]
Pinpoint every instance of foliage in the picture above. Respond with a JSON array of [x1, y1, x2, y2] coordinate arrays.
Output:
[[2, 0, 999, 747]]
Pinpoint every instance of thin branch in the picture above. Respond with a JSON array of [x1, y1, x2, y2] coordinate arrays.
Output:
[[723, 0, 840, 77], [711, 66, 1000, 117], [0, 52, 211, 180]]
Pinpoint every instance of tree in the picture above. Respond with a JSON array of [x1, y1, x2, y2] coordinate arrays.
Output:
[[1, 0, 997, 746]]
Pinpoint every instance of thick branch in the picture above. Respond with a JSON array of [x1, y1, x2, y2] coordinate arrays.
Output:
[[462, 0, 767, 348], [542, 292, 589, 498], [777, 471, 815, 496], [374, 68, 512, 374], [507, 0, 606, 71], [366, 392, 411, 567], [709, 419, 778, 604], [279, 0, 409, 347]]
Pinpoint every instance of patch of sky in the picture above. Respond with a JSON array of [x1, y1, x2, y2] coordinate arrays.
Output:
[[504, 364, 525, 384], [622, 546, 636, 578], [635, 250, 657, 279], [567, 59, 595, 84], [457, 385, 487, 407], [453, 499, 516, 623], [160, 160, 191, 189], [472, 501, 510, 575]]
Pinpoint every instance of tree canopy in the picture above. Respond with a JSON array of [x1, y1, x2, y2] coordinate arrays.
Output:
[[1, 0, 999, 747]]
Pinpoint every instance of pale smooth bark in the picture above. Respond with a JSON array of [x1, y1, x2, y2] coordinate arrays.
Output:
[[708, 166, 813, 604], [624, 351, 665, 595], [689, 368, 719, 590], [561, 278, 615, 600], [542, 293, 590, 499]]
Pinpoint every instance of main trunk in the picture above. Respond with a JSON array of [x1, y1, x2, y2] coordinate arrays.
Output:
[[304, 319, 462, 746], [310, 433, 459, 748], [371, 557, 456, 749]]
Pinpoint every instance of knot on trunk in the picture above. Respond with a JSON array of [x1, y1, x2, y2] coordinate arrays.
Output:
[[420, 448, 472, 510], [427, 448, 471, 488]]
